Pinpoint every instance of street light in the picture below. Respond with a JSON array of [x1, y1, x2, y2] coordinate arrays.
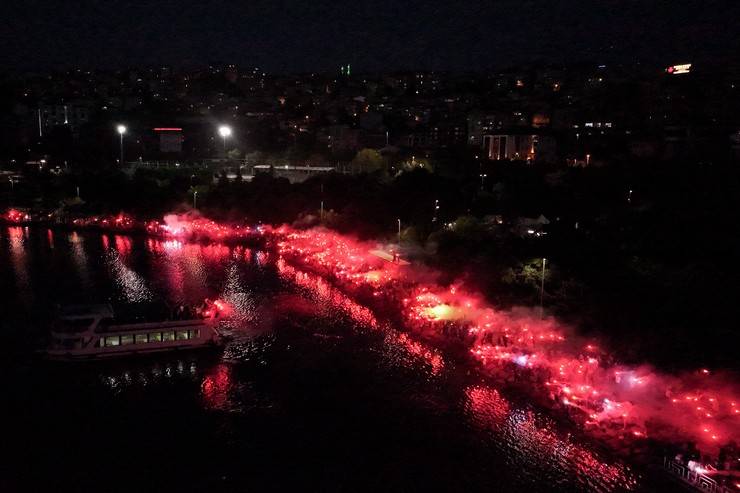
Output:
[[397, 218, 401, 245], [540, 257, 547, 318], [193, 190, 198, 209], [218, 125, 232, 155], [116, 124, 127, 164]]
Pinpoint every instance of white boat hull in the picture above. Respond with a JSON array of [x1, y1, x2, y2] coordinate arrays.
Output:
[[47, 310, 222, 361]]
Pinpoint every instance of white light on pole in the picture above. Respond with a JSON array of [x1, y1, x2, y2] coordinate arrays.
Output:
[[116, 124, 127, 164], [218, 125, 232, 155], [540, 257, 547, 318]]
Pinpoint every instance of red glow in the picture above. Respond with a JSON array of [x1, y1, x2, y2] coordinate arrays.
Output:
[[5, 209, 29, 223], [270, 224, 740, 457], [18, 210, 738, 462], [153, 127, 183, 131]]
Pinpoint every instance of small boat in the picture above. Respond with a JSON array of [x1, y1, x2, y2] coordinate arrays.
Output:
[[46, 302, 223, 361]]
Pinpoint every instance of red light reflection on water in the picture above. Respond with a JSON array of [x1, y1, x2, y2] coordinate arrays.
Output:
[[114, 235, 132, 257], [465, 385, 639, 492], [273, 226, 739, 458], [201, 363, 232, 410], [65, 214, 738, 464], [275, 257, 445, 374], [277, 258, 379, 329]]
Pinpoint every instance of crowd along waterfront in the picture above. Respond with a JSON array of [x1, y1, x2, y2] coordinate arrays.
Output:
[[1, 212, 738, 492]]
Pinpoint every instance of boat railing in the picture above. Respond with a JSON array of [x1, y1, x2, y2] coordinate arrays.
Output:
[[100, 318, 208, 332], [663, 457, 735, 493]]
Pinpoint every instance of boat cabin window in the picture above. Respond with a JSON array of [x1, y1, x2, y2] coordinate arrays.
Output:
[[97, 328, 203, 348], [104, 336, 120, 347], [58, 318, 95, 333]]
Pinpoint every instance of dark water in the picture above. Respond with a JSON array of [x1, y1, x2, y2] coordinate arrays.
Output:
[[0, 227, 669, 492]]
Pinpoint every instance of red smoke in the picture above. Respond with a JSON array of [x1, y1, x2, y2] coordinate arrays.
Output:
[[117, 213, 740, 460]]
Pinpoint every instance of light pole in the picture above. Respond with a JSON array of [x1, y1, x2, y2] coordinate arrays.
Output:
[[116, 124, 126, 164], [193, 190, 198, 209], [218, 125, 232, 156], [540, 257, 547, 318], [480, 173, 487, 189], [397, 218, 401, 244]]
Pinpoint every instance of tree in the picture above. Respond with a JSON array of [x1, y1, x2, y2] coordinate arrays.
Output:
[[399, 155, 433, 173], [351, 148, 383, 174], [227, 148, 242, 160]]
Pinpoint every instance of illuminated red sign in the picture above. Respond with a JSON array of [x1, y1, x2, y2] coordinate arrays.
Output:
[[153, 127, 183, 132]]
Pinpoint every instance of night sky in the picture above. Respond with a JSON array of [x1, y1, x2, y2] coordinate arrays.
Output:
[[2, 0, 739, 73]]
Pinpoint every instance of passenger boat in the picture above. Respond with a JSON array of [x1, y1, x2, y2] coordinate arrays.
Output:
[[46, 302, 224, 361]]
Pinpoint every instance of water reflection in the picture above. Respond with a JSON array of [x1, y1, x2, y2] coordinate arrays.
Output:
[[68, 231, 92, 288], [274, 254, 639, 492], [145, 238, 224, 304], [201, 363, 234, 410], [107, 249, 152, 303], [220, 262, 256, 330], [113, 235, 133, 257], [8, 226, 32, 305], [97, 357, 200, 394], [1, 228, 647, 492], [465, 385, 639, 492]]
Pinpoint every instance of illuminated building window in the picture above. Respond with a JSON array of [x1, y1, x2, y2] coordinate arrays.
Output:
[[135, 334, 148, 344], [189, 329, 200, 339], [162, 331, 175, 342], [149, 332, 162, 342], [120, 334, 134, 346], [176, 330, 189, 341]]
